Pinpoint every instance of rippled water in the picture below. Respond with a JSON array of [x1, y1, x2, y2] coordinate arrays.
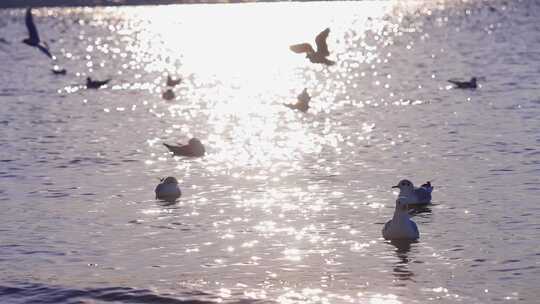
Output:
[[1, 1, 540, 303]]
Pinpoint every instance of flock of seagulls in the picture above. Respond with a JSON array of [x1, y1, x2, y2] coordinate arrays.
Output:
[[20, 7, 469, 242]]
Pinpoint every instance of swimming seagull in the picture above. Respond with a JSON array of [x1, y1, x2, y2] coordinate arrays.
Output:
[[290, 28, 335, 66], [284, 88, 311, 112], [22, 8, 53, 59], [155, 176, 182, 201], [448, 77, 477, 89], [163, 138, 205, 157], [392, 179, 433, 206], [86, 77, 111, 89], [166, 75, 182, 87], [162, 89, 175, 101], [382, 197, 419, 240]]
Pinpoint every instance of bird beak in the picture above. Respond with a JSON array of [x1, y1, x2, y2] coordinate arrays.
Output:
[[392, 185, 399, 188]]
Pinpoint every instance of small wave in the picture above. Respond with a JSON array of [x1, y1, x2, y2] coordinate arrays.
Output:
[[0, 282, 266, 304]]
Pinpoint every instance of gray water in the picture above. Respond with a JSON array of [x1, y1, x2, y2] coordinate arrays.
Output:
[[1, 1, 539, 303]]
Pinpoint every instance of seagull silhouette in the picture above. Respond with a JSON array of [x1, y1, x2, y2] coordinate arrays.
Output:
[[22, 8, 53, 59], [284, 88, 311, 112], [163, 138, 205, 157], [86, 77, 111, 89], [448, 77, 477, 89], [162, 89, 175, 101], [155, 176, 182, 201], [166, 75, 182, 87], [290, 28, 335, 66]]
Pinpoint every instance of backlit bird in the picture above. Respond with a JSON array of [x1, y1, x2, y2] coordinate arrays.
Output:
[[290, 28, 335, 66]]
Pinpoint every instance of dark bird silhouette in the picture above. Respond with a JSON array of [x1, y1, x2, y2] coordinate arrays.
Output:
[[166, 75, 182, 87], [448, 77, 477, 89], [86, 77, 111, 89], [22, 8, 53, 59], [284, 88, 311, 112], [162, 89, 175, 101], [155, 176, 182, 201], [163, 138, 205, 157], [290, 28, 335, 66]]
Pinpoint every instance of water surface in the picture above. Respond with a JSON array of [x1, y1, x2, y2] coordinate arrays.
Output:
[[1, 1, 539, 303]]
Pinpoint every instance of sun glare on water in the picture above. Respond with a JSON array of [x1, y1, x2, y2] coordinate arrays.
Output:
[[109, 2, 395, 170]]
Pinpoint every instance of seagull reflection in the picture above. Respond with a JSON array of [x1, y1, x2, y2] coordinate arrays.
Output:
[[409, 205, 432, 216], [388, 239, 416, 282]]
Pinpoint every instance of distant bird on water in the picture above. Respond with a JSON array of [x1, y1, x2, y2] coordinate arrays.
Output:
[[290, 28, 335, 66], [392, 179, 433, 206], [163, 138, 205, 157], [86, 77, 111, 89], [22, 8, 53, 59], [166, 75, 182, 87], [448, 77, 477, 89], [162, 89, 175, 101], [155, 176, 182, 201], [284, 88, 311, 112]]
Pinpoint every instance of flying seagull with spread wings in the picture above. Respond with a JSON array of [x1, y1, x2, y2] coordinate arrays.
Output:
[[22, 8, 53, 59], [290, 28, 335, 66]]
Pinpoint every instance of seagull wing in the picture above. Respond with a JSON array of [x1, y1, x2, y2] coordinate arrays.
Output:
[[315, 28, 330, 56], [166, 75, 174, 86], [289, 43, 315, 54], [36, 44, 53, 58], [297, 89, 310, 102], [414, 187, 432, 204], [25, 8, 40, 43]]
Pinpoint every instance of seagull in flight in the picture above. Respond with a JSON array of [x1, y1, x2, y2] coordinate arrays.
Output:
[[290, 28, 335, 66], [448, 77, 477, 89], [22, 8, 53, 59]]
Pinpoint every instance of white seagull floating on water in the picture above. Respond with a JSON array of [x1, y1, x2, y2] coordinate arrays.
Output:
[[382, 195, 419, 241]]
